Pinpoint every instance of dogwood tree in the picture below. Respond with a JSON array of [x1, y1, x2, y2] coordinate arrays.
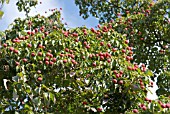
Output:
[[0, 0, 169, 113]]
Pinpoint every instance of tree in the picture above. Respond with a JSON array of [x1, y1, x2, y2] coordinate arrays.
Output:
[[75, 0, 170, 98], [0, 0, 170, 113]]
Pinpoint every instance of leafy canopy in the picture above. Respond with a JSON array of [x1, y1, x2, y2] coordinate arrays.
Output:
[[0, 0, 170, 113]]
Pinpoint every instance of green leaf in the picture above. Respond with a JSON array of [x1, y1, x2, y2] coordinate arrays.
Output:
[[24, 104, 31, 110], [25, 85, 32, 94], [0, 11, 4, 19], [6, 0, 9, 4], [50, 92, 55, 103], [145, 70, 153, 76], [27, 111, 34, 114]]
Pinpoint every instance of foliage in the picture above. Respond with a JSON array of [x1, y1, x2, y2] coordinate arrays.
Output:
[[156, 71, 170, 97], [0, 0, 170, 113], [16, 0, 38, 16], [75, 0, 170, 97]]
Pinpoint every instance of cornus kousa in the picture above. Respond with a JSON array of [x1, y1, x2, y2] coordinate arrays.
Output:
[[0, 2, 169, 114]]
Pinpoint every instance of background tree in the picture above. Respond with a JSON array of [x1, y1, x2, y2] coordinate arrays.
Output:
[[75, 0, 170, 97]]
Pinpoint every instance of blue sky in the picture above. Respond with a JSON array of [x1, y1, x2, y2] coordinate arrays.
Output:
[[0, 0, 98, 31]]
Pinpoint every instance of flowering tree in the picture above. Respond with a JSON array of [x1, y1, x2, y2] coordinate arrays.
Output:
[[0, 0, 169, 113]]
